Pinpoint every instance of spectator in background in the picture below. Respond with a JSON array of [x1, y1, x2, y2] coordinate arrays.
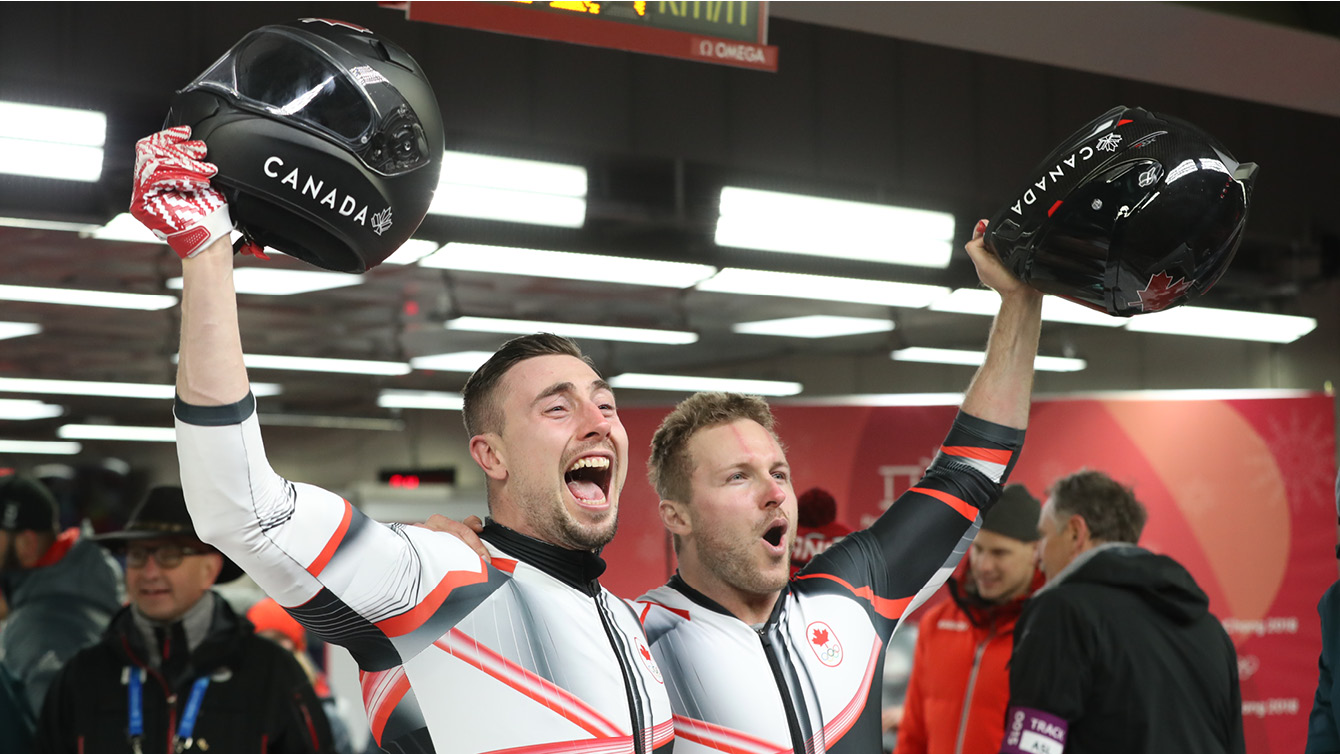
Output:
[[894, 484, 1044, 754], [789, 487, 853, 577], [1003, 469, 1243, 754], [1305, 469, 1340, 752], [37, 486, 334, 754], [248, 597, 357, 754], [0, 474, 123, 722]]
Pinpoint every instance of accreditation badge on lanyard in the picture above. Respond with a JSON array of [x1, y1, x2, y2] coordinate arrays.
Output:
[[127, 668, 212, 753]]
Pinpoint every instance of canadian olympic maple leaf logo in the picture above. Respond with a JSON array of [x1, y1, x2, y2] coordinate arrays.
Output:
[[806, 621, 843, 667], [639, 645, 652, 661], [811, 627, 829, 646], [371, 208, 393, 236], [1134, 271, 1193, 312]]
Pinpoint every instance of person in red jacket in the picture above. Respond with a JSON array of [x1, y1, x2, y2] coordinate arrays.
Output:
[[893, 484, 1043, 754], [789, 487, 853, 577]]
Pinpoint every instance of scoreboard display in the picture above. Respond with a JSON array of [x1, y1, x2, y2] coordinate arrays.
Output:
[[398, 1, 779, 71]]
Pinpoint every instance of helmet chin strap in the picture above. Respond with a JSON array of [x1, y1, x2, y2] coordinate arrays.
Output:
[[232, 229, 270, 260]]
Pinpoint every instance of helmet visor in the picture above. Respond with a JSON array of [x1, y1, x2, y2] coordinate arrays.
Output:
[[189, 27, 429, 174]]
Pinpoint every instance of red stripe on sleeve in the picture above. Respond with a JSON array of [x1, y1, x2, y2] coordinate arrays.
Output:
[[910, 486, 978, 521], [307, 501, 353, 577], [491, 557, 518, 574], [375, 567, 489, 637], [940, 445, 1012, 465], [793, 572, 914, 620], [367, 672, 411, 745]]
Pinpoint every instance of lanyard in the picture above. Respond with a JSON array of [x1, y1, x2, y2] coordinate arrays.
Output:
[[127, 668, 212, 753]]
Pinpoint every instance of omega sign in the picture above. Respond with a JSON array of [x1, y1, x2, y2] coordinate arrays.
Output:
[[263, 156, 393, 235], [694, 38, 769, 65]]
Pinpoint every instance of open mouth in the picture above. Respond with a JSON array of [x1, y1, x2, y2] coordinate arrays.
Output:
[[762, 520, 787, 548], [565, 455, 612, 505]]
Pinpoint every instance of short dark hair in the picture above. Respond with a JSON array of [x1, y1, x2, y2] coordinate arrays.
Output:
[[1048, 469, 1147, 544], [648, 392, 779, 504], [461, 333, 593, 437]]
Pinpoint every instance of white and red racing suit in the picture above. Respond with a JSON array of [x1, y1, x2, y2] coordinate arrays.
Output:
[[175, 393, 674, 754], [637, 411, 1024, 754]]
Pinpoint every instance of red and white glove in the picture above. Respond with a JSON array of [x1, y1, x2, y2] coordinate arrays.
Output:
[[129, 126, 234, 259]]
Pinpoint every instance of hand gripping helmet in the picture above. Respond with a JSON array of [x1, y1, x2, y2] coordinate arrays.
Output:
[[166, 19, 444, 272], [985, 106, 1258, 316]]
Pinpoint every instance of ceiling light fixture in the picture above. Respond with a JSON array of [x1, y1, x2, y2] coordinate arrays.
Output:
[[0, 399, 64, 421], [1123, 306, 1317, 343], [609, 373, 804, 396], [57, 424, 176, 442], [892, 347, 1087, 372], [409, 351, 494, 373], [166, 268, 363, 296], [242, 354, 412, 376], [446, 316, 698, 345], [930, 288, 1126, 327], [697, 268, 948, 308], [716, 187, 955, 268], [378, 390, 465, 411], [0, 322, 42, 341], [428, 151, 587, 228], [420, 243, 716, 288], [0, 101, 106, 182], [0, 440, 82, 455], [0, 283, 177, 311], [731, 315, 894, 338], [0, 376, 282, 399]]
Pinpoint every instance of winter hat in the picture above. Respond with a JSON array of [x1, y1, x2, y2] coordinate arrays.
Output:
[[0, 475, 58, 533], [981, 484, 1041, 543]]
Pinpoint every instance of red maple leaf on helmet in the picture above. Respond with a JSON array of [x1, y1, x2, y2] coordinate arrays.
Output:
[[640, 645, 652, 661], [811, 628, 829, 646], [1135, 271, 1193, 312]]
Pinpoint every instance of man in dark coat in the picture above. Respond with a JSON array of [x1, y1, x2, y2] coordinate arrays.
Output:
[[36, 486, 334, 754], [1305, 470, 1340, 753], [1002, 469, 1244, 754]]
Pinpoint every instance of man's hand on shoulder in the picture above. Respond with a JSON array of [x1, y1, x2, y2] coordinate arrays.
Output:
[[414, 514, 491, 564]]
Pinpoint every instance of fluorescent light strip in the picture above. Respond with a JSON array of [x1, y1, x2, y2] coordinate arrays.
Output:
[[409, 351, 494, 373], [446, 316, 698, 345], [0, 216, 101, 233], [0, 322, 41, 340], [780, 393, 966, 407], [441, 151, 587, 196], [58, 424, 175, 442], [0, 102, 107, 146], [1049, 388, 1318, 402], [421, 243, 716, 289], [931, 289, 1126, 328], [89, 213, 163, 244], [166, 268, 363, 296], [381, 239, 443, 265], [892, 347, 1086, 372], [1124, 306, 1317, 343], [428, 185, 586, 227], [378, 390, 465, 411], [717, 187, 955, 268], [0, 440, 82, 455], [732, 315, 894, 338], [0, 377, 281, 399], [258, 414, 405, 431], [243, 354, 411, 376], [609, 373, 803, 396], [698, 268, 948, 308], [0, 399, 64, 420], [0, 138, 103, 182], [0, 283, 177, 311]]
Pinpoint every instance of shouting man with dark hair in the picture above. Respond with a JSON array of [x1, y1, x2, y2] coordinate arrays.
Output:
[[1003, 469, 1244, 754]]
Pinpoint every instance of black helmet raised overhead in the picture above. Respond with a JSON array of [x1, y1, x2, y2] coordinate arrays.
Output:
[[166, 18, 444, 272], [986, 106, 1258, 316]]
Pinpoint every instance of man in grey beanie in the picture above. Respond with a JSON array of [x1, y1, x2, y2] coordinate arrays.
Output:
[[894, 484, 1045, 754]]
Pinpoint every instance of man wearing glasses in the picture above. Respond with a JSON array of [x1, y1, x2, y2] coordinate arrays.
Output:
[[36, 486, 335, 754]]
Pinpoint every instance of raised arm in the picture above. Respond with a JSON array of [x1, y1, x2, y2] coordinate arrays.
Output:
[[959, 219, 1044, 430]]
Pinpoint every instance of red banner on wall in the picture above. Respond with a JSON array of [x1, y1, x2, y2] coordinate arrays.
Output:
[[604, 393, 1336, 753]]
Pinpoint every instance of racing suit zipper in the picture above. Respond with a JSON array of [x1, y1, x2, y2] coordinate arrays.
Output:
[[589, 582, 649, 754], [953, 630, 995, 754], [757, 626, 808, 753]]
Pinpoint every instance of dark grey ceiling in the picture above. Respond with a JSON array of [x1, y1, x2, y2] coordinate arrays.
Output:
[[2, 2, 1339, 448]]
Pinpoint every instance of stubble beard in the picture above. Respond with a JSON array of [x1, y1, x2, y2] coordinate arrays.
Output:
[[514, 479, 619, 551], [696, 524, 790, 597]]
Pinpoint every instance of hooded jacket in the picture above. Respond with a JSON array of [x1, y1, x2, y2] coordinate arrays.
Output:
[[896, 568, 1044, 754], [0, 528, 124, 715], [36, 591, 333, 754], [1003, 543, 1244, 754]]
